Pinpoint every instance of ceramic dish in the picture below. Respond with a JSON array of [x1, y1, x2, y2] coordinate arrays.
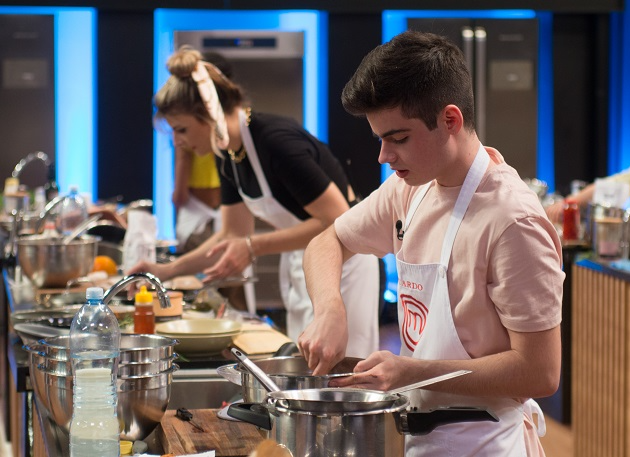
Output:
[[155, 319, 242, 356], [155, 318, 242, 336]]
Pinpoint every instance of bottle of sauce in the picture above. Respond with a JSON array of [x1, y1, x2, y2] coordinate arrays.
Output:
[[133, 285, 155, 334], [562, 198, 580, 241]]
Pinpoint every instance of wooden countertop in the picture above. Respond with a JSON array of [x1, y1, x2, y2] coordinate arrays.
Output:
[[157, 409, 264, 456]]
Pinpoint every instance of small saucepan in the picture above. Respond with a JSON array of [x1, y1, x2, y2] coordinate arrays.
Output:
[[227, 349, 498, 457], [217, 346, 361, 403]]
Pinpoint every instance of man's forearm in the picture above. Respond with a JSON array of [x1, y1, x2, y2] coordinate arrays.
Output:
[[303, 225, 348, 317]]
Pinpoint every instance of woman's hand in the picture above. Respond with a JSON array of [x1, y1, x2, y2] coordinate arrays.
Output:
[[201, 237, 253, 281]]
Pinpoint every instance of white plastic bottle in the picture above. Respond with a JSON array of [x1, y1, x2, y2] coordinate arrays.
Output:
[[57, 185, 88, 235], [69, 287, 121, 457]]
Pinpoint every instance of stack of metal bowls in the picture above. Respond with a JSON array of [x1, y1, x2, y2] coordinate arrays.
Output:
[[23, 333, 179, 441]]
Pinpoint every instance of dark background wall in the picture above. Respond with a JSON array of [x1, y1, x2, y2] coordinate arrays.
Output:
[[97, 11, 154, 203], [553, 14, 611, 196], [60, 5, 614, 203]]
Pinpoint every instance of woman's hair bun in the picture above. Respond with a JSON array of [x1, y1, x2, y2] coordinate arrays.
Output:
[[167, 45, 202, 78]]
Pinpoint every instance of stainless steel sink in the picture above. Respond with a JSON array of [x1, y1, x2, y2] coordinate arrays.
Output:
[[168, 376, 242, 410]]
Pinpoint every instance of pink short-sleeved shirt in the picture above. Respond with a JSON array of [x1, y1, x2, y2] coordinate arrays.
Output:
[[335, 148, 564, 358]]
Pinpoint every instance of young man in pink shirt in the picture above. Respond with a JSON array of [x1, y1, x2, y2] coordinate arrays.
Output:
[[298, 31, 564, 456]]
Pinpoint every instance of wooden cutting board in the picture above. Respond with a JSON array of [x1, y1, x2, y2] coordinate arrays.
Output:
[[157, 409, 264, 456], [232, 325, 293, 355]]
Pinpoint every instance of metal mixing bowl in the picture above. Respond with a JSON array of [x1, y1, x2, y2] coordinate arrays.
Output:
[[38, 334, 178, 362], [30, 334, 180, 441], [40, 364, 178, 441], [17, 234, 100, 287]]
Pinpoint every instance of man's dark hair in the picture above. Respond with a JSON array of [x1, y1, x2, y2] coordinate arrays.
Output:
[[342, 31, 475, 131]]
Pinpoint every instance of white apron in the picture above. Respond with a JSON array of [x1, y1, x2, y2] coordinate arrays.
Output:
[[232, 110, 379, 357], [175, 194, 221, 247], [396, 144, 545, 456]]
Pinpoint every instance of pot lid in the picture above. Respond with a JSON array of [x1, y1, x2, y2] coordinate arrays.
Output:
[[267, 387, 409, 414]]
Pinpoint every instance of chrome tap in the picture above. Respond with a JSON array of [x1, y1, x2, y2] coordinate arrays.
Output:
[[34, 195, 65, 233], [103, 272, 171, 309], [12, 151, 51, 179]]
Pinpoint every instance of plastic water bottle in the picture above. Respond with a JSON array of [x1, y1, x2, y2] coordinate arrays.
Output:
[[57, 185, 88, 236], [69, 287, 121, 457]]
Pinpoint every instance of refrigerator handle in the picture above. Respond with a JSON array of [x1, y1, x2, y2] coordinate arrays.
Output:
[[474, 27, 487, 144], [461, 27, 474, 75]]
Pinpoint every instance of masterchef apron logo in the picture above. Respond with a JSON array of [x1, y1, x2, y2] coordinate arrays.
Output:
[[399, 280, 423, 291], [400, 294, 429, 352]]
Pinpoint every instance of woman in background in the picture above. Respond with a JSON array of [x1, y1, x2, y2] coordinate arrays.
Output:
[[129, 46, 380, 357]]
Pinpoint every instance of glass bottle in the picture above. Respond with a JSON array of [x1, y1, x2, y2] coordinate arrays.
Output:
[[562, 198, 580, 241]]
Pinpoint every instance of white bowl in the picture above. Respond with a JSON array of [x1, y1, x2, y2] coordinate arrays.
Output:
[[155, 319, 241, 356], [155, 318, 241, 336]]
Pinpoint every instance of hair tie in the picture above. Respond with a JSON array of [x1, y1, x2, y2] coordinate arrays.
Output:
[[191, 61, 229, 150]]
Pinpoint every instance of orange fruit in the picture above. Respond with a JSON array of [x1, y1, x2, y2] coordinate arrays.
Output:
[[92, 255, 118, 276]]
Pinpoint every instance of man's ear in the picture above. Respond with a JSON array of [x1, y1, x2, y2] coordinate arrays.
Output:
[[441, 104, 464, 134]]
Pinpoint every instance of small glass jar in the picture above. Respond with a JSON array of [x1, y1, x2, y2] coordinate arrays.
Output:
[[563, 198, 580, 241]]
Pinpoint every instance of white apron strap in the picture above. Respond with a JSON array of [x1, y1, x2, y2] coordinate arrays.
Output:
[[439, 144, 489, 266], [238, 109, 273, 197]]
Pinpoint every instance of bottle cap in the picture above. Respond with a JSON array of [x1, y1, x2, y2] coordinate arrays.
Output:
[[565, 197, 579, 205], [120, 440, 133, 455], [86, 287, 104, 300], [135, 285, 153, 304]]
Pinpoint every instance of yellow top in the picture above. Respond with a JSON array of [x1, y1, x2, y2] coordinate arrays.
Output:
[[189, 153, 220, 189], [134, 285, 153, 304]]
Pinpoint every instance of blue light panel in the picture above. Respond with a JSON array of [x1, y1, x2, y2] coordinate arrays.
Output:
[[609, 9, 630, 174], [381, 10, 552, 300], [0, 7, 96, 200], [154, 9, 326, 240]]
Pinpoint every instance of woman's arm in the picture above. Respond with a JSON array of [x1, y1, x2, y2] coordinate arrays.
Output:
[[126, 202, 254, 280], [172, 147, 192, 209], [202, 182, 349, 280]]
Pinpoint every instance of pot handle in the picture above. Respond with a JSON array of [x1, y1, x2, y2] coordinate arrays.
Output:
[[404, 407, 499, 436], [226, 403, 272, 431], [273, 342, 299, 357]]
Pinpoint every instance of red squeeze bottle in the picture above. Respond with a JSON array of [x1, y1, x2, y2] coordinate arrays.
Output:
[[134, 285, 155, 334], [562, 198, 580, 241]]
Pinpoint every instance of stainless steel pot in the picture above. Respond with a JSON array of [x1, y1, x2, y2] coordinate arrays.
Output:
[[228, 349, 496, 457], [218, 355, 362, 403], [229, 398, 495, 457]]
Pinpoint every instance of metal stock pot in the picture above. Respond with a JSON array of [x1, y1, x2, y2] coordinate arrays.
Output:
[[228, 391, 496, 457], [226, 349, 497, 457]]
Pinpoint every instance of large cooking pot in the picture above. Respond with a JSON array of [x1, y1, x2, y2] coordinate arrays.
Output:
[[227, 349, 497, 457], [218, 354, 362, 403]]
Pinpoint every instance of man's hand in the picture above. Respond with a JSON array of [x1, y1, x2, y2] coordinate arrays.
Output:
[[298, 303, 349, 375], [328, 351, 419, 391]]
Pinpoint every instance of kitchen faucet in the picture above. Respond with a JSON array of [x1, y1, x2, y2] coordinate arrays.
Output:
[[103, 272, 171, 309], [12, 151, 51, 179]]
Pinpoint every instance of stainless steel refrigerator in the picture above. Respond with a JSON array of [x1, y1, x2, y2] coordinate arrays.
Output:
[[407, 18, 538, 180]]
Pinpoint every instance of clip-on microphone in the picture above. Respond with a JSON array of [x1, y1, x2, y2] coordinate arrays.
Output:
[[396, 220, 405, 240]]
